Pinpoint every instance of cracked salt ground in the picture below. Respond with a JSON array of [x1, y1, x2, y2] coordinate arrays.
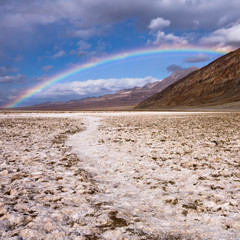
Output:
[[67, 112, 240, 239], [0, 112, 240, 239]]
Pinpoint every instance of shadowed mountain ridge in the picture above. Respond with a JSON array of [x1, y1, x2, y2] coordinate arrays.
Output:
[[136, 48, 240, 110], [25, 66, 198, 110]]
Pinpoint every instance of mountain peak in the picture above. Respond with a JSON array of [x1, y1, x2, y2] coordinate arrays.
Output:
[[135, 48, 240, 110], [25, 66, 198, 110]]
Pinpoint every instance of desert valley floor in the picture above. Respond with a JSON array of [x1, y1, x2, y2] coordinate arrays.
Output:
[[0, 111, 240, 240]]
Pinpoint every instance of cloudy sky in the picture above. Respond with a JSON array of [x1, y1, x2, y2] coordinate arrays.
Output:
[[1, 0, 240, 107]]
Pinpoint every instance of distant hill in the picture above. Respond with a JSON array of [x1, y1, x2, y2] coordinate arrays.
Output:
[[26, 66, 198, 110], [135, 48, 240, 110]]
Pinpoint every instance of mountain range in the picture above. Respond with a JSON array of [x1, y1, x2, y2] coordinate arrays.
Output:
[[17, 48, 240, 111], [27, 66, 198, 110], [136, 48, 240, 110]]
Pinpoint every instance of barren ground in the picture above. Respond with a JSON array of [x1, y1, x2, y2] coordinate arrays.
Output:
[[0, 112, 239, 240]]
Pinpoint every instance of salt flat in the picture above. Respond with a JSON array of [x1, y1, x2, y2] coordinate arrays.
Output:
[[0, 112, 239, 240]]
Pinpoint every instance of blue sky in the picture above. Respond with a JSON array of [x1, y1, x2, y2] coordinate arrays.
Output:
[[1, 0, 240, 107]]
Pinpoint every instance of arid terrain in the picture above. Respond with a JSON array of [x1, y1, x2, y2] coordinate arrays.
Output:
[[20, 67, 198, 111], [0, 111, 240, 240], [136, 48, 240, 110]]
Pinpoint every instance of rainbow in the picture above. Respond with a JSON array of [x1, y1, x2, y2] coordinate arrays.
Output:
[[5, 47, 228, 108]]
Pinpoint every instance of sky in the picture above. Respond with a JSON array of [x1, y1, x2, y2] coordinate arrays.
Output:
[[1, 0, 240, 107]]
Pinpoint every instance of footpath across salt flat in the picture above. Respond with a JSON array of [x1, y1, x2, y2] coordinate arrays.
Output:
[[67, 112, 240, 239]]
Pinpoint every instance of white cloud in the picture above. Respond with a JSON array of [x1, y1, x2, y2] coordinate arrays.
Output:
[[70, 40, 92, 56], [0, 74, 26, 83], [39, 76, 159, 98], [77, 40, 91, 51], [41, 65, 53, 72], [201, 22, 240, 49], [69, 26, 108, 39], [31, 76, 46, 82], [152, 31, 188, 46], [70, 40, 107, 59], [52, 50, 66, 59], [147, 16, 188, 47], [70, 28, 96, 38], [148, 17, 170, 31]]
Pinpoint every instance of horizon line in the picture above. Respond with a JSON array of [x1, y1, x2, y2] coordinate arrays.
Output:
[[4, 46, 229, 108]]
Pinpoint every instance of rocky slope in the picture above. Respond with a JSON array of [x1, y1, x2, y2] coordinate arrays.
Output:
[[27, 67, 198, 110], [136, 48, 240, 109]]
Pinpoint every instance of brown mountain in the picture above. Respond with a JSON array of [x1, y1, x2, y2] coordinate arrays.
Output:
[[136, 48, 240, 110], [27, 66, 198, 110]]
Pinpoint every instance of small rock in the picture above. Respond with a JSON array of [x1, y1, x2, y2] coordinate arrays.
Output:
[[0, 169, 8, 176], [20, 228, 40, 239]]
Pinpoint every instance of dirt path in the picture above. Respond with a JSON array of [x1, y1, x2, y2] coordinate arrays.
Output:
[[67, 113, 240, 240]]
